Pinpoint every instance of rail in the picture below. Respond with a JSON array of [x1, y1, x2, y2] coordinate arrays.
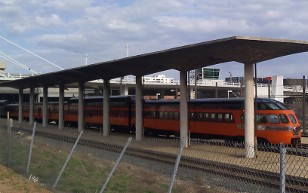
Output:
[[3, 121, 308, 193]]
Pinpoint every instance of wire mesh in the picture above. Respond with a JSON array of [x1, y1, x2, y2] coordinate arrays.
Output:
[[0, 118, 307, 193]]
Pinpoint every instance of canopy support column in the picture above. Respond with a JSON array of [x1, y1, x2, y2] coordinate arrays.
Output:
[[135, 76, 143, 141], [180, 70, 188, 147], [18, 89, 23, 125], [58, 84, 64, 130], [29, 88, 34, 125], [244, 63, 255, 158], [78, 82, 85, 132], [103, 79, 110, 137], [42, 86, 48, 128]]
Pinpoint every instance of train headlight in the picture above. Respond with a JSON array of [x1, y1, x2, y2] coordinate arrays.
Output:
[[256, 125, 266, 130], [287, 126, 300, 135], [299, 126, 303, 133]]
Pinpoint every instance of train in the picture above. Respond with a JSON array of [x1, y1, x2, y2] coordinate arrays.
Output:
[[2, 95, 302, 145]]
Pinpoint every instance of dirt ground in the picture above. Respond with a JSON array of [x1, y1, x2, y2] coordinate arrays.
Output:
[[0, 164, 52, 193]]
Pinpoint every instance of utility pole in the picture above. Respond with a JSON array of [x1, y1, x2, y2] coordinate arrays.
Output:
[[125, 43, 130, 57], [85, 53, 88, 66]]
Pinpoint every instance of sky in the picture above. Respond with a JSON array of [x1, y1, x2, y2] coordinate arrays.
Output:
[[1, 0, 308, 80]]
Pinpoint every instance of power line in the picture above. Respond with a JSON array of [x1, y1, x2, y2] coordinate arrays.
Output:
[[0, 35, 64, 71], [0, 50, 39, 75]]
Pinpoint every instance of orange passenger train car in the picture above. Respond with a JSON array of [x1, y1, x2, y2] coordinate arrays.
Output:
[[3, 96, 302, 145]]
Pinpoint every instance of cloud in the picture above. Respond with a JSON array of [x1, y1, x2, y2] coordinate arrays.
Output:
[[33, 34, 87, 52], [1, 0, 308, 77], [35, 14, 63, 27]]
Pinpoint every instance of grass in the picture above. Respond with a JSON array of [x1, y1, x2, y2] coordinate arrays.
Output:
[[0, 130, 213, 193]]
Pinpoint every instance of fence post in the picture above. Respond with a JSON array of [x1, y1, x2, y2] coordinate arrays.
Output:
[[168, 139, 185, 193], [99, 137, 132, 193], [26, 122, 37, 174], [7, 112, 12, 167], [52, 130, 84, 190], [280, 143, 286, 193]]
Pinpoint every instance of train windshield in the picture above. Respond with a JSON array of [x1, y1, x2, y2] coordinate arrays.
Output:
[[265, 114, 280, 124], [250, 114, 290, 124], [288, 114, 297, 124], [279, 114, 289, 123]]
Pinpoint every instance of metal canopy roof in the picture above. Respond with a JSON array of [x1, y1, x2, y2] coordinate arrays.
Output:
[[2, 36, 308, 89]]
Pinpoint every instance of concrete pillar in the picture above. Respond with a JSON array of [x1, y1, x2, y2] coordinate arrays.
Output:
[[135, 76, 143, 141], [180, 70, 188, 147], [103, 80, 110, 137], [42, 86, 48, 128], [58, 84, 64, 130], [244, 63, 255, 158], [18, 89, 23, 124], [29, 88, 34, 125], [78, 82, 85, 132]]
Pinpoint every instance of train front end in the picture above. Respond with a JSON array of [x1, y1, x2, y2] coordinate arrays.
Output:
[[255, 99, 302, 145]]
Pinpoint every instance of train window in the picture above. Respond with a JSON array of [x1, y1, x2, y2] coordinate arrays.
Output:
[[144, 111, 151, 118], [190, 112, 194, 120], [224, 113, 233, 122], [210, 113, 216, 120], [160, 112, 164, 119], [256, 114, 266, 123], [217, 113, 223, 121], [174, 112, 179, 120], [151, 111, 156, 119], [164, 112, 169, 119], [279, 114, 289, 123], [169, 112, 173, 119], [190, 113, 199, 120], [170, 112, 174, 119], [288, 114, 297, 124], [197, 113, 203, 120], [265, 114, 280, 124], [205, 113, 209, 120]]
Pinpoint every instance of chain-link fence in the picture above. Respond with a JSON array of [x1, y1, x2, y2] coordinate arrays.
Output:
[[0, 118, 307, 193]]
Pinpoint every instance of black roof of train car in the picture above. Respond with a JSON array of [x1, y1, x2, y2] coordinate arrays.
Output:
[[67, 95, 136, 104], [144, 97, 289, 110]]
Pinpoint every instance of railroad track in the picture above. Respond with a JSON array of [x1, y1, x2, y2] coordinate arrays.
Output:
[[10, 127, 308, 193]]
